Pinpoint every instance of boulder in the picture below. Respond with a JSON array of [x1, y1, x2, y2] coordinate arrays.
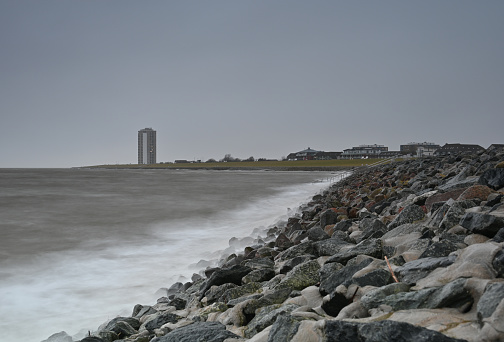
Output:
[[275, 260, 321, 291], [326, 238, 383, 265], [324, 320, 466, 342], [279, 255, 314, 274], [353, 268, 392, 288], [274, 241, 315, 262], [320, 209, 339, 228], [477, 282, 504, 319], [102, 317, 141, 331], [418, 240, 460, 259], [41, 332, 74, 342], [395, 256, 456, 285], [199, 265, 252, 299], [144, 312, 181, 332], [457, 185, 494, 201], [356, 218, 388, 243], [154, 321, 239, 342], [219, 282, 262, 304], [459, 212, 504, 238], [242, 268, 276, 284], [479, 168, 504, 190], [492, 247, 504, 277], [425, 188, 468, 211], [312, 237, 350, 256], [387, 204, 426, 230], [306, 226, 330, 241], [244, 303, 299, 338], [267, 313, 307, 342], [319, 257, 374, 295]]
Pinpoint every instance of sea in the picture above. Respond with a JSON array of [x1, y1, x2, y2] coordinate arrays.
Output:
[[0, 168, 344, 342]]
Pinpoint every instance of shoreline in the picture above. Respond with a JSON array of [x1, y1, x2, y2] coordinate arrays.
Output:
[[50, 150, 504, 342]]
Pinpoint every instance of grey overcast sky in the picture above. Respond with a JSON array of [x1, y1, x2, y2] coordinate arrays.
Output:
[[1, 1, 503, 168]]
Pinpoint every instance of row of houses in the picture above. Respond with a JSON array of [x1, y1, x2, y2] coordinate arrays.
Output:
[[286, 143, 503, 161]]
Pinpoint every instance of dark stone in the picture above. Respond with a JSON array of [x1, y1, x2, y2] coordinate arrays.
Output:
[[361, 282, 411, 309], [219, 282, 262, 304], [169, 297, 187, 310], [275, 233, 293, 249], [313, 237, 350, 256], [477, 282, 504, 319], [42, 332, 73, 342], [243, 257, 275, 270], [459, 212, 504, 238], [103, 317, 141, 331], [275, 260, 321, 291], [479, 168, 504, 190], [387, 204, 426, 230], [205, 283, 236, 304], [395, 256, 456, 285], [321, 291, 351, 317], [356, 218, 388, 243], [334, 220, 353, 232], [353, 268, 392, 287], [244, 304, 299, 338], [325, 238, 383, 265], [199, 264, 252, 299], [155, 322, 239, 342], [267, 313, 305, 342], [274, 241, 315, 262], [242, 268, 276, 283], [319, 258, 373, 296], [319, 262, 344, 284], [320, 209, 339, 228], [492, 228, 504, 243], [279, 255, 314, 274], [108, 321, 137, 338], [306, 226, 330, 241], [487, 194, 503, 207], [80, 338, 104, 342], [418, 240, 460, 259], [144, 312, 181, 332], [492, 248, 504, 277], [324, 320, 467, 342]]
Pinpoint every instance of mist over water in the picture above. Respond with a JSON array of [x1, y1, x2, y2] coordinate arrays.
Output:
[[0, 168, 339, 342]]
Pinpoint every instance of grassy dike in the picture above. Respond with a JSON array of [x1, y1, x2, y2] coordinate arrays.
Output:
[[84, 159, 387, 170]]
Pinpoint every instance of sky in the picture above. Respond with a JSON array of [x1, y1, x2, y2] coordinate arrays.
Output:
[[1, 1, 503, 168]]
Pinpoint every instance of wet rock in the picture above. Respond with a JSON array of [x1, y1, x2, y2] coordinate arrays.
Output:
[[326, 238, 383, 265], [395, 255, 456, 285], [479, 168, 504, 190], [388, 204, 426, 230], [425, 188, 467, 211], [324, 319, 466, 342], [477, 282, 504, 319], [154, 321, 239, 342], [459, 212, 504, 238], [205, 283, 237, 304], [80, 338, 104, 342]]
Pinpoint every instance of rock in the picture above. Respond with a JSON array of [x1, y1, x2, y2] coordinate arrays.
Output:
[[107, 321, 137, 338], [154, 322, 239, 342], [479, 168, 504, 190], [492, 247, 504, 277], [319, 262, 344, 285], [425, 189, 468, 211], [457, 185, 494, 202], [459, 212, 504, 238], [319, 257, 373, 295], [275, 260, 321, 291], [306, 226, 330, 241], [418, 240, 460, 258], [334, 220, 353, 232], [244, 303, 299, 338], [321, 291, 350, 317], [102, 317, 141, 332], [324, 320, 466, 342], [243, 268, 276, 284], [205, 283, 237, 304], [274, 241, 315, 262], [439, 200, 476, 231], [361, 282, 411, 309], [243, 258, 275, 270], [275, 233, 293, 249], [144, 312, 181, 332], [80, 338, 104, 342], [41, 331, 74, 342], [199, 265, 252, 299], [356, 218, 388, 243], [312, 237, 350, 256], [320, 209, 339, 228], [169, 297, 187, 310], [219, 282, 262, 304], [278, 255, 314, 274], [477, 282, 504, 319], [388, 204, 426, 230], [267, 313, 306, 342], [326, 238, 383, 265], [395, 256, 457, 285], [353, 268, 392, 287]]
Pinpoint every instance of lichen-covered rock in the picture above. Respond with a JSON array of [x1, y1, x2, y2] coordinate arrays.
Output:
[[275, 260, 321, 291]]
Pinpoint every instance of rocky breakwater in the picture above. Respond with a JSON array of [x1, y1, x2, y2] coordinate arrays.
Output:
[[48, 148, 504, 342]]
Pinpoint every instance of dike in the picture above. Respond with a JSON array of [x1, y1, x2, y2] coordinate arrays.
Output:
[[46, 148, 504, 342]]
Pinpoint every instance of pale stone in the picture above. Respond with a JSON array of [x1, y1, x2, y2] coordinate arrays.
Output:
[[464, 234, 490, 245], [290, 320, 325, 342]]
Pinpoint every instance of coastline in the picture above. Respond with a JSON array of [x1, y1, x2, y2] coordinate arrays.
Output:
[[50, 149, 504, 342]]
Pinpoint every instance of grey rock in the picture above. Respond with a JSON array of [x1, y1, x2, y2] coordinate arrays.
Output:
[[205, 283, 236, 304], [459, 212, 504, 238], [267, 313, 306, 342], [418, 240, 460, 259], [79, 338, 104, 342], [353, 268, 392, 287], [319, 257, 373, 295], [334, 220, 353, 232], [102, 317, 141, 332], [492, 248, 504, 277], [274, 241, 315, 262], [199, 264, 252, 299], [324, 320, 467, 342], [154, 322, 239, 342], [242, 268, 275, 283], [41, 331, 74, 342], [319, 262, 344, 284], [107, 321, 137, 338], [388, 204, 425, 230], [326, 238, 383, 265], [244, 303, 299, 338], [275, 259, 321, 291], [479, 168, 504, 190], [243, 257, 275, 270], [313, 237, 351, 256], [279, 255, 314, 274], [361, 282, 411, 309], [219, 282, 262, 304], [144, 312, 180, 332], [395, 255, 456, 285], [477, 282, 504, 319], [320, 209, 339, 228], [306, 226, 330, 241], [357, 218, 388, 243]]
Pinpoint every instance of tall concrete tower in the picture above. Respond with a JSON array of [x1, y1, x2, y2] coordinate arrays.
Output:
[[138, 128, 156, 164]]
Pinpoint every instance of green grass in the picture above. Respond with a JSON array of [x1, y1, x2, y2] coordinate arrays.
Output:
[[85, 158, 387, 169]]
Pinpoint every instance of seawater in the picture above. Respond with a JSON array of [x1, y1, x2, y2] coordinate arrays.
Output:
[[0, 168, 340, 342]]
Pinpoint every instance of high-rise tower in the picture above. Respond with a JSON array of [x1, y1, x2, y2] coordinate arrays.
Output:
[[138, 128, 156, 164]]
